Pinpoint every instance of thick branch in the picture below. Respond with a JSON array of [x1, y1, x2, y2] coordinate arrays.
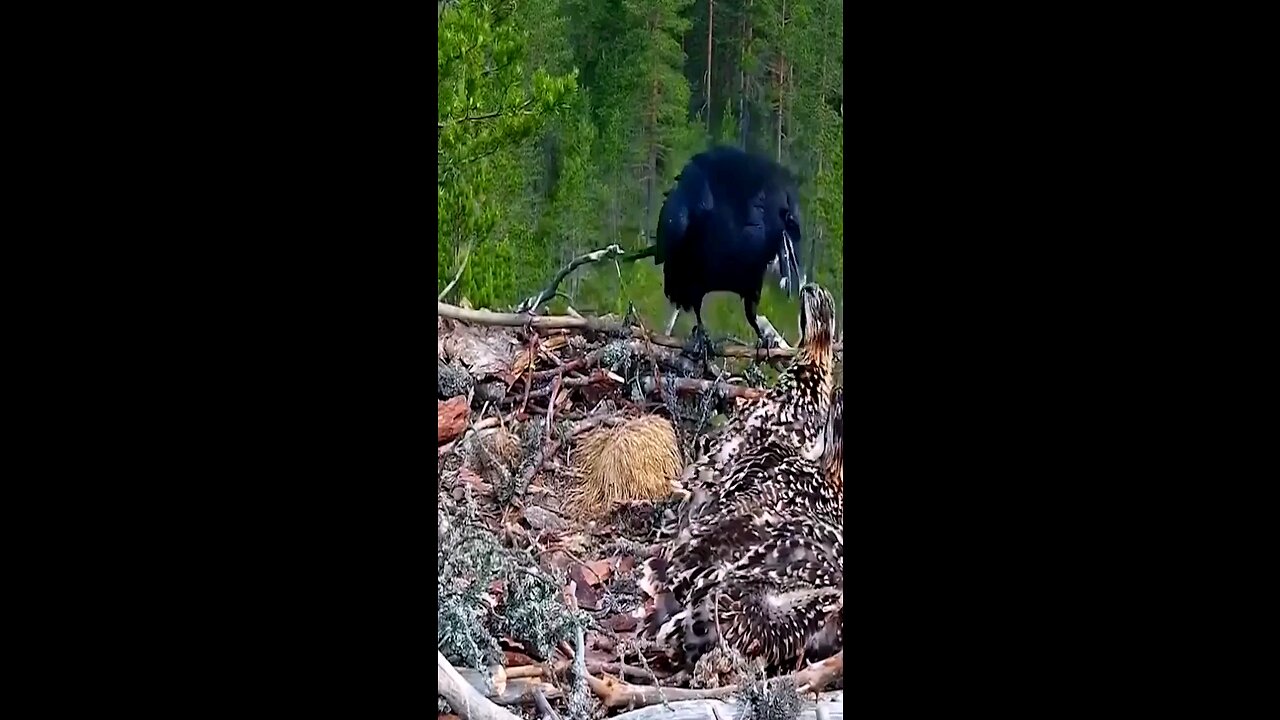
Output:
[[438, 650, 522, 720], [586, 651, 843, 712], [516, 245, 627, 313], [608, 693, 845, 720], [438, 303, 842, 360]]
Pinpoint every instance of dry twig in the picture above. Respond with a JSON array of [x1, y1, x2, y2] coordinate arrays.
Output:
[[438, 303, 844, 360]]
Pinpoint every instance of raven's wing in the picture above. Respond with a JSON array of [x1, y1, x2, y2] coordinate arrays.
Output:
[[655, 163, 713, 263]]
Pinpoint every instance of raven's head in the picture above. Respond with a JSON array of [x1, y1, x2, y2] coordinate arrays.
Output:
[[798, 283, 836, 360], [823, 386, 844, 492]]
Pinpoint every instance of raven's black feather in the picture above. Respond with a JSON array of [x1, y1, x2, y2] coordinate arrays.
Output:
[[654, 146, 805, 341]]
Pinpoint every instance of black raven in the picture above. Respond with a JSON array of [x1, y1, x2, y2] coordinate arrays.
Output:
[[653, 146, 805, 355]]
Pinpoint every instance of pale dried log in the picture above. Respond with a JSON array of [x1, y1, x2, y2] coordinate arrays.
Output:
[[438, 303, 843, 360], [456, 664, 507, 698], [438, 396, 470, 444], [586, 651, 843, 712], [492, 679, 563, 706], [437, 650, 522, 720], [505, 666, 545, 680], [452, 660, 562, 706], [636, 375, 765, 400], [607, 692, 844, 720], [533, 688, 560, 720], [437, 510, 450, 543], [587, 673, 738, 709], [512, 371, 762, 405], [792, 650, 843, 693], [586, 661, 669, 683], [437, 417, 501, 457]]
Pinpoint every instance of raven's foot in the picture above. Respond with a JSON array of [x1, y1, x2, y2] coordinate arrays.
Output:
[[682, 325, 712, 364], [752, 332, 780, 362]]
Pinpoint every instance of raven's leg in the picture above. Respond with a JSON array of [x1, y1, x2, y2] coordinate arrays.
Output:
[[664, 307, 680, 335], [743, 296, 778, 361], [682, 302, 711, 362]]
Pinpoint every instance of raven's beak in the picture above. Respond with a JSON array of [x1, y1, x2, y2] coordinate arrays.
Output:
[[778, 230, 802, 298]]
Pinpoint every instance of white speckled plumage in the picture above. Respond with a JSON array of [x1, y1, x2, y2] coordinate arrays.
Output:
[[644, 370, 843, 670], [670, 285, 839, 536]]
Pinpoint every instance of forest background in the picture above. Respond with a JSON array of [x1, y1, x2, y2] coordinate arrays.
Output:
[[438, 0, 843, 341]]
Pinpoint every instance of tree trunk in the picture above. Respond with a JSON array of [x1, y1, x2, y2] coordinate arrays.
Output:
[[705, 0, 714, 133], [739, 0, 752, 149], [644, 71, 660, 240], [776, 0, 786, 162], [810, 151, 822, 278]]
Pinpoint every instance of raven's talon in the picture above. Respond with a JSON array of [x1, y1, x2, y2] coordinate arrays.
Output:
[[682, 326, 713, 365], [752, 334, 779, 361]]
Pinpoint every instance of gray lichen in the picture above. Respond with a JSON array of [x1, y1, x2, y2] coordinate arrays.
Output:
[[437, 506, 587, 670], [739, 677, 803, 720], [438, 358, 475, 399]]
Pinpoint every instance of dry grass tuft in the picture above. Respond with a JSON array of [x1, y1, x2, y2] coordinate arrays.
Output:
[[566, 415, 681, 520]]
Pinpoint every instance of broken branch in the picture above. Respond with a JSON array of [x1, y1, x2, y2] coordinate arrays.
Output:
[[606, 693, 845, 720], [516, 245, 628, 313], [438, 650, 522, 720], [438, 302, 843, 359]]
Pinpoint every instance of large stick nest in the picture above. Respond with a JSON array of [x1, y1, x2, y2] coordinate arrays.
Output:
[[437, 304, 843, 720]]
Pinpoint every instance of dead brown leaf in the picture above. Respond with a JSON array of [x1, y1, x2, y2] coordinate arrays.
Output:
[[583, 559, 613, 585], [570, 572, 600, 609], [604, 614, 638, 632], [504, 650, 539, 667]]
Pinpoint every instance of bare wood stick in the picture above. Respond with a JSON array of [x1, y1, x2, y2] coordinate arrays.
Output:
[[516, 244, 627, 313], [571, 413, 628, 437], [792, 650, 844, 693], [607, 692, 845, 720], [493, 679, 563, 706], [437, 417, 501, 457], [586, 661, 669, 683], [456, 664, 508, 698], [636, 376, 765, 400], [586, 651, 843, 712], [586, 673, 738, 709], [454, 664, 562, 706], [506, 666, 545, 680], [438, 302, 843, 359], [437, 650, 522, 720], [532, 688, 560, 720], [441, 301, 616, 331], [439, 241, 475, 301]]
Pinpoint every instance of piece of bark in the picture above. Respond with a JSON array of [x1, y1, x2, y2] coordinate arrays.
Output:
[[438, 396, 470, 444], [571, 576, 599, 610]]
